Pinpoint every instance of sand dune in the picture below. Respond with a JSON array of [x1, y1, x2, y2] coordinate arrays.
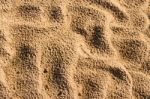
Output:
[[0, 0, 150, 99]]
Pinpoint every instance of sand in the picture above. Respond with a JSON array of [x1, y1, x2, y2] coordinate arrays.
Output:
[[0, 0, 150, 99]]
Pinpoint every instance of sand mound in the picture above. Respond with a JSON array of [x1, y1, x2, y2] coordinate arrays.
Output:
[[0, 0, 150, 99]]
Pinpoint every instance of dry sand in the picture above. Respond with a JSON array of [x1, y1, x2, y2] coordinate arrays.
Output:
[[0, 0, 150, 99]]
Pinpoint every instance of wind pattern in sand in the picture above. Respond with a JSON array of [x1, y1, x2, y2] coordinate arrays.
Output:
[[0, 0, 150, 99]]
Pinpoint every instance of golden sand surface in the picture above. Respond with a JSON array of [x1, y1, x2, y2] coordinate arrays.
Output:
[[0, 0, 150, 99]]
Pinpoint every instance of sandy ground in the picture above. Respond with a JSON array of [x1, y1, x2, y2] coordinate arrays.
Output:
[[0, 0, 150, 99]]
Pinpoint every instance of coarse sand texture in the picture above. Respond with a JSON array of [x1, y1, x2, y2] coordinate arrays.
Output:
[[0, 0, 150, 99]]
